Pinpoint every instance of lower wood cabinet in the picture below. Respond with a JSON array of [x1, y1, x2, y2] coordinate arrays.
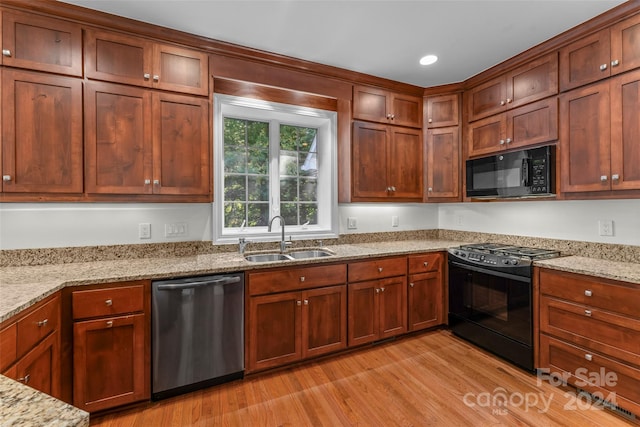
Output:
[[71, 280, 150, 413], [408, 253, 444, 331]]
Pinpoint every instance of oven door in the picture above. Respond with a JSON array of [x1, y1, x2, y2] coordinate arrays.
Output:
[[448, 260, 533, 370]]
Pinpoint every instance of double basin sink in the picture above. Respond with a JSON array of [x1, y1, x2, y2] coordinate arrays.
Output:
[[245, 249, 334, 263]]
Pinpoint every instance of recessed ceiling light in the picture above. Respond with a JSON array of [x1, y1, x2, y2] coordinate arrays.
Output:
[[419, 55, 438, 66]]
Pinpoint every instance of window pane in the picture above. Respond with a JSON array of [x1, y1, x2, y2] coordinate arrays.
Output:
[[299, 178, 317, 201], [299, 152, 317, 177], [280, 178, 298, 201], [247, 121, 269, 148], [224, 118, 246, 147], [248, 147, 269, 174], [300, 203, 318, 225], [248, 176, 269, 201], [279, 151, 298, 176], [280, 203, 298, 225], [224, 202, 245, 227], [224, 148, 246, 174], [247, 203, 269, 227], [280, 124, 299, 151], [224, 175, 246, 201]]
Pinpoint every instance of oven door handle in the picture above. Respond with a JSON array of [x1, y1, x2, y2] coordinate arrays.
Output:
[[449, 261, 530, 283]]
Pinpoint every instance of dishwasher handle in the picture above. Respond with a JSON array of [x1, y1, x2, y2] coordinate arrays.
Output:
[[155, 276, 241, 291]]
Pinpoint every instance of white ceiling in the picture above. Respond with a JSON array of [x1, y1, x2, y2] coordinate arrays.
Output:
[[61, 0, 627, 88]]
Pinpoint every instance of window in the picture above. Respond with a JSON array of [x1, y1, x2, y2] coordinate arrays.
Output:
[[213, 94, 338, 243]]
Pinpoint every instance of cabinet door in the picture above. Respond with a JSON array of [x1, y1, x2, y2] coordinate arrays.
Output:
[[390, 93, 422, 128], [153, 43, 208, 96], [507, 52, 558, 109], [84, 82, 153, 194], [378, 276, 407, 339], [611, 69, 640, 191], [426, 126, 460, 200], [1, 11, 82, 76], [560, 29, 611, 91], [248, 292, 301, 372], [466, 113, 505, 158], [408, 272, 442, 331], [388, 126, 423, 200], [560, 81, 611, 193], [302, 285, 347, 359], [2, 69, 82, 193], [610, 13, 640, 75], [73, 314, 148, 412], [84, 28, 153, 88], [353, 85, 389, 123], [7, 331, 60, 399], [352, 121, 389, 199], [506, 97, 558, 150], [467, 76, 506, 122], [426, 94, 458, 128], [348, 281, 378, 347], [152, 92, 210, 195]]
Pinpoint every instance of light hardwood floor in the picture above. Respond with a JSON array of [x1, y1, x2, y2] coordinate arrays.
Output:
[[91, 330, 636, 426]]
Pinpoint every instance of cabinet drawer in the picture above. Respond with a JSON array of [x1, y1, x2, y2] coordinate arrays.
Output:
[[16, 295, 60, 359], [408, 253, 442, 274], [540, 334, 640, 415], [0, 324, 17, 372], [72, 283, 145, 320], [348, 256, 407, 282], [248, 264, 346, 296], [540, 296, 640, 367], [539, 269, 640, 318]]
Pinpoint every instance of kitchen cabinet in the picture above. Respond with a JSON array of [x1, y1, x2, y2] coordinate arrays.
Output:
[[560, 13, 640, 92], [347, 257, 407, 347], [1, 69, 83, 194], [246, 264, 347, 373], [560, 69, 640, 194], [84, 81, 210, 196], [407, 253, 444, 331], [466, 53, 558, 122], [352, 121, 423, 201], [84, 28, 209, 96], [426, 126, 460, 200], [466, 97, 558, 158], [1, 10, 82, 76], [353, 85, 422, 128], [72, 280, 150, 413], [426, 93, 459, 128], [0, 294, 61, 399], [538, 268, 640, 416]]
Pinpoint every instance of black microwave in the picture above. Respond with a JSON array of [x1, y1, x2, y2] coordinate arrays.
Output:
[[466, 145, 555, 198]]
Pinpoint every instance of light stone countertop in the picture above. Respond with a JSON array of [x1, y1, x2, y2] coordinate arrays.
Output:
[[0, 375, 89, 427], [535, 255, 640, 284]]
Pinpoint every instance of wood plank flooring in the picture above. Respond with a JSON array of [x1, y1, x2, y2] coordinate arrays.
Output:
[[91, 330, 636, 426]]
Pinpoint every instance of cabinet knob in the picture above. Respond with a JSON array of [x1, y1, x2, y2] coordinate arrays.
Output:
[[300, 276, 305, 282], [17, 374, 30, 384], [600, 175, 608, 182], [105, 299, 113, 306], [506, 98, 512, 104], [410, 283, 414, 288], [106, 320, 113, 327], [611, 174, 619, 181], [499, 139, 505, 145], [2, 49, 11, 57], [428, 187, 433, 192], [423, 261, 429, 267], [428, 118, 433, 123], [585, 354, 593, 362], [143, 73, 151, 80], [390, 186, 396, 192], [584, 289, 593, 297], [375, 288, 380, 294], [153, 179, 160, 185], [297, 300, 302, 306], [2, 175, 11, 182], [505, 138, 512, 144], [611, 59, 620, 67], [37, 319, 48, 327], [378, 267, 383, 273], [144, 179, 151, 185], [153, 75, 160, 82], [599, 64, 608, 71], [390, 114, 395, 120], [380, 287, 385, 292], [303, 299, 309, 305], [500, 100, 506, 106], [584, 309, 592, 317]]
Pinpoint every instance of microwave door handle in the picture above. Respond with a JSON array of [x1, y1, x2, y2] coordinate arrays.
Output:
[[522, 158, 530, 186]]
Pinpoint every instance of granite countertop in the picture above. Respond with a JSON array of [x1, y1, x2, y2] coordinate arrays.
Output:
[[535, 255, 640, 284], [0, 375, 89, 427]]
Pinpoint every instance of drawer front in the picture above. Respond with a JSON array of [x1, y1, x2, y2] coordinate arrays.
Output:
[[539, 269, 640, 318], [249, 264, 346, 296], [540, 296, 640, 367], [540, 335, 640, 415], [348, 256, 407, 282], [16, 296, 60, 359], [408, 253, 442, 274], [72, 283, 145, 320], [0, 324, 17, 372]]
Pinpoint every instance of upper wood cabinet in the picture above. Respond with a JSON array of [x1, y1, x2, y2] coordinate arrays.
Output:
[[426, 93, 459, 128], [560, 13, 640, 92], [353, 85, 422, 128], [352, 121, 423, 201], [466, 97, 558, 158], [467, 53, 558, 122], [426, 126, 460, 200], [84, 28, 209, 96], [1, 10, 82, 76], [560, 69, 640, 194], [1, 69, 83, 194], [84, 81, 210, 196]]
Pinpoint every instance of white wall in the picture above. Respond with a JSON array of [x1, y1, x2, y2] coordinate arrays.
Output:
[[0, 200, 638, 249]]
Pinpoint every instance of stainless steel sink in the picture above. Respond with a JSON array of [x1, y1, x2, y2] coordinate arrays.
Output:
[[244, 253, 293, 262], [288, 249, 333, 259], [244, 249, 334, 262]]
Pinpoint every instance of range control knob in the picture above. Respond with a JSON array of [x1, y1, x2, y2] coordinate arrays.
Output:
[[502, 259, 510, 265], [510, 259, 519, 265]]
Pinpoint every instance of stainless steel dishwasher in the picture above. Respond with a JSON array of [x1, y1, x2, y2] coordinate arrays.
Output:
[[151, 273, 244, 400]]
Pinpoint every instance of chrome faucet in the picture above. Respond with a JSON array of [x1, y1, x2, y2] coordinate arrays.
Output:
[[238, 237, 250, 254], [268, 215, 292, 253]]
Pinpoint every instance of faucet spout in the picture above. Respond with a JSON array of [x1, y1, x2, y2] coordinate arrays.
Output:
[[268, 215, 290, 253]]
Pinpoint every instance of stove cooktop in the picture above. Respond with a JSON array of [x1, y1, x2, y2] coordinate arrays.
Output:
[[458, 243, 561, 261]]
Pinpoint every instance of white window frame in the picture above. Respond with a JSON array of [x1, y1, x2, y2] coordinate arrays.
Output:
[[213, 94, 338, 244]]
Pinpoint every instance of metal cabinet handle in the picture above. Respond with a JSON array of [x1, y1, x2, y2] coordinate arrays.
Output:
[[303, 299, 309, 305], [153, 179, 160, 185], [410, 283, 414, 288], [599, 64, 608, 71], [153, 75, 160, 82], [584, 289, 593, 297], [611, 174, 620, 181], [143, 73, 151, 80], [585, 354, 593, 361], [105, 299, 113, 306], [390, 186, 396, 192], [600, 175, 608, 182], [499, 139, 505, 145], [506, 98, 512, 104], [297, 300, 302, 306], [423, 261, 429, 267], [375, 288, 380, 294], [37, 319, 48, 327], [500, 100, 506, 106], [2, 175, 11, 182], [2, 49, 11, 57], [300, 276, 305, 282], [390, 114, 395, 120], [611, 59, 620, 67], [17, 374, 30, 384], [106, 320, 113, 327], [378, 267, 383, 273], [585, 310, 592, 317], [380, 287, 385, 292], [428, 187, 433, 192], [144, 179, 151, 185], [428, 118, 433, 123], [505, 138, 512, 144]]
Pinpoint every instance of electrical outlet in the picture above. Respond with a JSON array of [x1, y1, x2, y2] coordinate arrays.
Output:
[[455, 214, 463, 226], [598, 220, 614, 236], [138, 223, 151, 239], [165, 222, 188, 237], [347, 217, 357, 229], [391, 216, 399, 227]]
